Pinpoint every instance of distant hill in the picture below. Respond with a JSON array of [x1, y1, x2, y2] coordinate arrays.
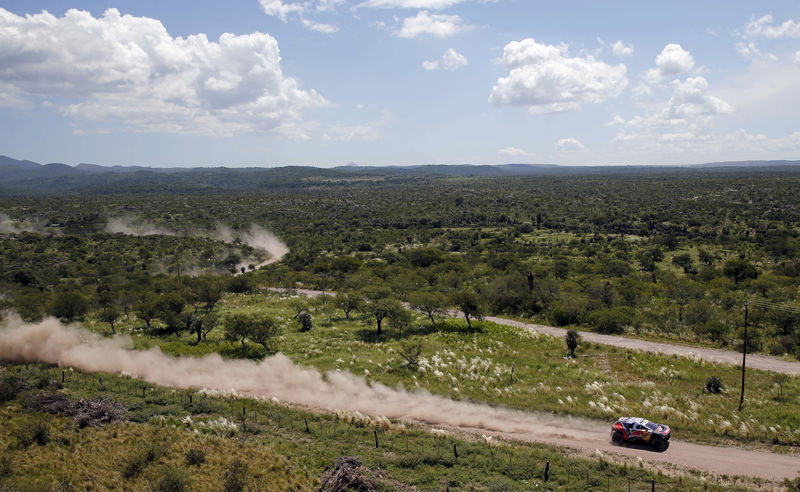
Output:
[[1, 154, 799, 195]]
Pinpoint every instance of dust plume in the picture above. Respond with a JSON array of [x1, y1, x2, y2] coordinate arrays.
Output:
[[0, 318, 588, 438], [105, 216, 178, 237], [105, 217, 289, 268], [0, 213, 42, 233]]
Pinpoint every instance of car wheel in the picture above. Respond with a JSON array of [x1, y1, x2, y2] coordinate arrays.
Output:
[[611, 431, 624, 445], [650, 438, 667, 452]]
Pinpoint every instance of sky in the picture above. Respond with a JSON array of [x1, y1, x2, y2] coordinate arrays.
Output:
[[0, 1, 799, 167]]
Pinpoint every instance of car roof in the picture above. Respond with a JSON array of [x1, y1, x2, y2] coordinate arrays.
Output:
[[618, 417, 650, 425]]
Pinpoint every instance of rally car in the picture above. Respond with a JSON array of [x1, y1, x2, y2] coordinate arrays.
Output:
[[611, 417, 670, 451]]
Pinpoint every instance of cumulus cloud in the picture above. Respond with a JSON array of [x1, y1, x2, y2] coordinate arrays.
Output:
[[259, 0, 341, 32], [554, 137, 585, 152], [612, 40, 634, 57], [665, 77, 734, 119], [394, 11, 474, 38], [744, 14, 800, 39], [422, 48, 468, 71], [644, 43, 695, 83], [0, 8, 327, 136], [498, 146, 528, 157], [489, 38, 628, 113], [611, 76, 737, 158]]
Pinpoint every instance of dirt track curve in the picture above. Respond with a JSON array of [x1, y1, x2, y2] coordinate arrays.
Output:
[[269, 288, 800, 481]]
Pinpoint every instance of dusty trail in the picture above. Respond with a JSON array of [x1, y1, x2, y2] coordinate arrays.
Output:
[[269, 288, 800, 376], [0, 318, 798, 483]]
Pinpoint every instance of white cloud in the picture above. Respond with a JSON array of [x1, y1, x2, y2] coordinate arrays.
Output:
[[301, 18, 339, 33], [612, 40, 634, 57], [656, 43, 695, 75], [423, 48, 468, 71], [735, 41, 776, 60], [359, 0, 467, 9], [316, 0, 347, 12], [498, 146, 527, 157], [489, 38, 628, 113], [259, 0, 304, 22], [745, 14, 800, 39], [611, 76, 737, 157], [665, 77, 734, 118], [394, 11, 474, 39], [554, 137, 585, 152], [0, 8, 327, 136]]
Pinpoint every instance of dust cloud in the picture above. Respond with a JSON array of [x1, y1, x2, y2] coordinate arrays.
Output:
[[0, 318, 587, 438], [104, 217, 289, 268]]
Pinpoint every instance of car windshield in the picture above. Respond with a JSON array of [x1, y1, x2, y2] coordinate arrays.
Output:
[[645, 421, 659, 430]]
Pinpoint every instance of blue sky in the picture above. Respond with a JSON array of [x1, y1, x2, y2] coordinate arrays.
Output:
[[0, 1, 799, 167]]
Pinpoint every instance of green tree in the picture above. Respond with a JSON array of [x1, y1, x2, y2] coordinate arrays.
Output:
[[368, 298, 405, 336], [334, 292, 363, 320], [451, 290, 485, 330], [49, 291, 89, 321], [409, 291, 447, 325], [722, 259, 758, 285]]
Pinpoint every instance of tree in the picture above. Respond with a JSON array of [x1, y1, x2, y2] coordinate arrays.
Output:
[[409, 291, 447, 325], [334, 292, 363, 320], [224, 313, 272, 349], [368, 298, 405, 336], [665, 277, 700, 323], [155, 293, 187, 336], [565, 329, 580, 358], [722, 259, 758, 285], [399, 338, 425, 370], [134, 295, 159, 330], [247, 315, 281, 352], [189, 312, 218, 343], [698, 249, 715, 267], [451, 290, 485, 330], [49, 291, 89, 321], [99, 304, 121, 334]]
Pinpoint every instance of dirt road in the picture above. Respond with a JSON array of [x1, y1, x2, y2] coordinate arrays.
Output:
[[268, 288, 800, 375]]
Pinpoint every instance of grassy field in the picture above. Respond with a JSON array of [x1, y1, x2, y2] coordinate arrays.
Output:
[[0, 363, 758, 491], [82, 289, 800, 451]]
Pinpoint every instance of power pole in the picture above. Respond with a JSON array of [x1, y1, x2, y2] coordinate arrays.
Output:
[[738, 302, 749, 411]]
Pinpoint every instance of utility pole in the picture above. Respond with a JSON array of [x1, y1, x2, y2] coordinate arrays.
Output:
[[738, 302, 750, 411]]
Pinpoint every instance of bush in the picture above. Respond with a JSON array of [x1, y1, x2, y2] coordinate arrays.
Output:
[[587, 308, 630, 335], [222, 460, 249, 492], [185, 448, 206, 466], [705, 376, 724, 394], [399, 339, 425, 370], [123, 442, 163, 479], [154, 466, 189, 492], [15, 420, 50, 447], [0, 376, 27, 402], [0, 455, 12, 478]]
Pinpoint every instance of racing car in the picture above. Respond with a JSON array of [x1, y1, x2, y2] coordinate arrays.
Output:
[[611, 417, 670, 451]]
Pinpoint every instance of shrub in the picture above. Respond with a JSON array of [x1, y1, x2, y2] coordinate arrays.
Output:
[[222, 459, 249, 492], [0, 376, 27, 402], [0, 455, 12, 478], [154, 466, 189, 492], [399, 339, 425, 370], [705, 376, 724, 394], [15, 420, 50, 447], [123, 442, 163, 479], [185, 448, 206, 466]]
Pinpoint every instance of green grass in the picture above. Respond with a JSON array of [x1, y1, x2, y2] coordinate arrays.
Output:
[[82, 290, 800, 451], [0, 363, 755, 491]]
